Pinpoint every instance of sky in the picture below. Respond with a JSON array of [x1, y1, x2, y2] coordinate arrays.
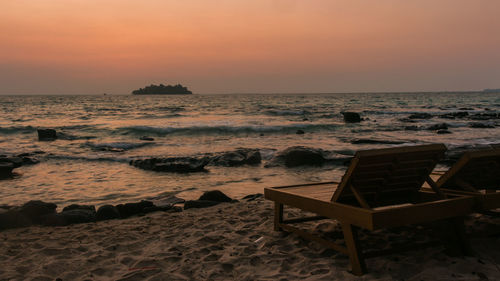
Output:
[[1, 0, 500, 94]]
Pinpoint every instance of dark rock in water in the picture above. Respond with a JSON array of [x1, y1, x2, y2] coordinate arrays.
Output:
[[458, 107, 474, 111], [96, 205, 120, 221], [0, 162, 15, 179], [210, 149, 261, 167], [130, 157, 209, 173], [62, 204, 96, 213], [469, 122, 495, 128], [341, 112, 361, 123], [19, 200, 57, 224], [470, 113, 500, 120], [427, 123, 448, 130], [404, 126, 420, 131], [116, 200, 154, 218], [242, 194, 263, 201], [184, 200, 221, 210], [269, 146, 326, 167], [439, 112, 469, 119], [37, 129, 57, 141], [437, 129, 452, 134], [296, 129, 305, 135], [140, 136, 155, 141], [351, 139, 404, 145], [154, 195, 185, 205], [408, 113, 433, 119], [199, 190, 233, 203]]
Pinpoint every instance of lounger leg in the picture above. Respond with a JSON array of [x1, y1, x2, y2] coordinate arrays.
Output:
[[274, 202, 283, 231], [341, 222, 366, 276], [452, 217, 473, 256]]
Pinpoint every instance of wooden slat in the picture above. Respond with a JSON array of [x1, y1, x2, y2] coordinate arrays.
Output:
[[265, 187, 374, 229], [371, 196, 474, 229]]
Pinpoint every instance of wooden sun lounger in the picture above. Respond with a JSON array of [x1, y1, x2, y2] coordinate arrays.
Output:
[[432, 148, 500, 211], [264, 144, 475, 275]]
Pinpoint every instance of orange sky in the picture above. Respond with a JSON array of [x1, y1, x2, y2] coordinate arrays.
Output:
[[1, 0, 499, 94]]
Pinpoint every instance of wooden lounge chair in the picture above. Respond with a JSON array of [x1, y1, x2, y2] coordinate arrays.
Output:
[[264, 144, 475, 275], [432, 148, 500, 211]]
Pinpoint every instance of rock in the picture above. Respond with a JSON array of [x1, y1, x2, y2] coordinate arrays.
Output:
[[130, 157, 209, 173], [351, 139, 404, 145], [269, 146, 326, 167], [37, 129, 57, 141], [469, 122, 495, 128], [140, 136, 155, 141], [199, 190, 233, 202], [341, 112, 361, 123], [427, 123, 448, 130], [470, 113, 500, 120], [210, 149, 261, 167], [19, 200, 57, 224], [116, 200, 154, 218], [96, 205, 120, 221], [404, 126, 420, 131], [296, 129, 305, 134], [0, 162, 15, 179], [154, 195, 185, 206], [439, 112, 468, 119], [0, 210, 31, 230], [184, 200, 221, 210], [408, 113, 433, 119], [437, 129, 452, 134], [62, 204, 96, 213], [41, 209, 96, 226]]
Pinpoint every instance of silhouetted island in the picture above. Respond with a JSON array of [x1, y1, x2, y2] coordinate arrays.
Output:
[[132, 84, 192, 95]]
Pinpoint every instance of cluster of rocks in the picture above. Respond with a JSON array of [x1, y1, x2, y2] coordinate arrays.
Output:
[[0, 190, 246, 231], [265, 146, 351, 168], [0, 152, 42, 179], [130, 157, 210, 173], [130, 149, 262, 173], [400, 110, 498, 134]]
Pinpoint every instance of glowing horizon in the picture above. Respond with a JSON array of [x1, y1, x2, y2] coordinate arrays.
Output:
[[1, 0, 499, 94]]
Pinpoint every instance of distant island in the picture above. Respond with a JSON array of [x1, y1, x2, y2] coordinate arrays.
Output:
[[132, 84, 192, 95], [482, 88, 500, 93]]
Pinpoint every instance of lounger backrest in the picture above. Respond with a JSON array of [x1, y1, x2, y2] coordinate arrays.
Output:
[[331, 144, 447, 208], [436, 148, 500, 191]]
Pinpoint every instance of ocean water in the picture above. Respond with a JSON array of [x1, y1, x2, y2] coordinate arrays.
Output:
[[1, 92, 499, 207]]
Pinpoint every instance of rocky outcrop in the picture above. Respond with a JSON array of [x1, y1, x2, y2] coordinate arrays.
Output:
[[439, 112, 469, 119], [184, 190, 235, 210], [96, 205, 121, 221], [341, 112, 361, 123], [408, 113, 433, 119], [37, 129, 57, 141], [130, 157, 209, 173], [0, 162, 15, 179], [209, 149, 261, 167], [116, 200, 154, 218], [469, 122, 495, 128], [267, 146, 327, 167], [427, 123, 449, 131]]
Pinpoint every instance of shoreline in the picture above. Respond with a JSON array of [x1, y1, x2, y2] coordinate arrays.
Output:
[[1, 198, 500, 280]]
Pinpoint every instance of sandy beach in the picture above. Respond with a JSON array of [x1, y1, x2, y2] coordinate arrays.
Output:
[[1, 197, 499, 281]]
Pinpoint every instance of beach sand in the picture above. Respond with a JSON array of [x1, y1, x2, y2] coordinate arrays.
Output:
[[1, 198, 499, 281]]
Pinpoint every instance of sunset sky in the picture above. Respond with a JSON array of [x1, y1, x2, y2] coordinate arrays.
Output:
[[1, 0, 499, 94]]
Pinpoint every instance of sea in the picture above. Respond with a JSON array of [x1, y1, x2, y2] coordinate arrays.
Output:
[[1, 92, 499, 207]]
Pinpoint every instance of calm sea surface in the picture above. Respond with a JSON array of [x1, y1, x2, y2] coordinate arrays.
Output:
[[1, 93, 499, 207]]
